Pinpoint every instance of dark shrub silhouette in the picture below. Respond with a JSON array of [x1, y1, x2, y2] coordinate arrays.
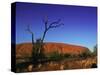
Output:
[[91, 63, 97, 68], [32, 38, 45, 66], [48, 51, 64, 61], [79, 49, 92, 58], [92, 45, 97, 56], [64, 53, 71, 58]]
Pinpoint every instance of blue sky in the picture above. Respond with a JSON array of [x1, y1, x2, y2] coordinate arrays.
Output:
[[15, 2, 97, 51]]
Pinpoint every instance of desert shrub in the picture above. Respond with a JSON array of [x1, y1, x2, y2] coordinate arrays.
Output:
[[92, 45, 97, 56], [48, 51, 64, 61], [32, 46, 39, 65], [91, 63, 97, 68], [64, 53, 71, 58], [38, 45, 46, 61], [79, 50, 92, 58], [32, 38, 46, 65]]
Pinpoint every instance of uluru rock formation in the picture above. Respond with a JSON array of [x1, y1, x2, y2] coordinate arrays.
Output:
[[16, 42, 90, 58]]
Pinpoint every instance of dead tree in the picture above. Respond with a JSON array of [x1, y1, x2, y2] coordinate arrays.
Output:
[[37, 16, 64, 59], [25, 17, 64, 64]]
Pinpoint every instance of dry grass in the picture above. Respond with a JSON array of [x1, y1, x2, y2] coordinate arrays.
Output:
[[16, 56, 97, 72]]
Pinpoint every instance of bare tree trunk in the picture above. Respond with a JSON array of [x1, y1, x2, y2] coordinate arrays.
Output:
[[32, 33, 34, 45], [39, 17, 64, 59], [41, 30, 47, 44]]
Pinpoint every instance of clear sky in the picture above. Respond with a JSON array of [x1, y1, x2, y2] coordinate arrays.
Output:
[[15, 2, 97, 51]]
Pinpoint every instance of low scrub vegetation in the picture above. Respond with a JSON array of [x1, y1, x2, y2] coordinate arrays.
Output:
[[16, 45, 97, 72]]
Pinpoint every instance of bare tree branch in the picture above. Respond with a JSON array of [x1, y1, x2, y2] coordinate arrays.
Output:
[[49, 19, 61, 27], [48, 23, 64, 29], [26, 25, 34, 44], [43, 16, 48, 30], [26, 25, 33, 34], [41, 17, 64, 43]]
